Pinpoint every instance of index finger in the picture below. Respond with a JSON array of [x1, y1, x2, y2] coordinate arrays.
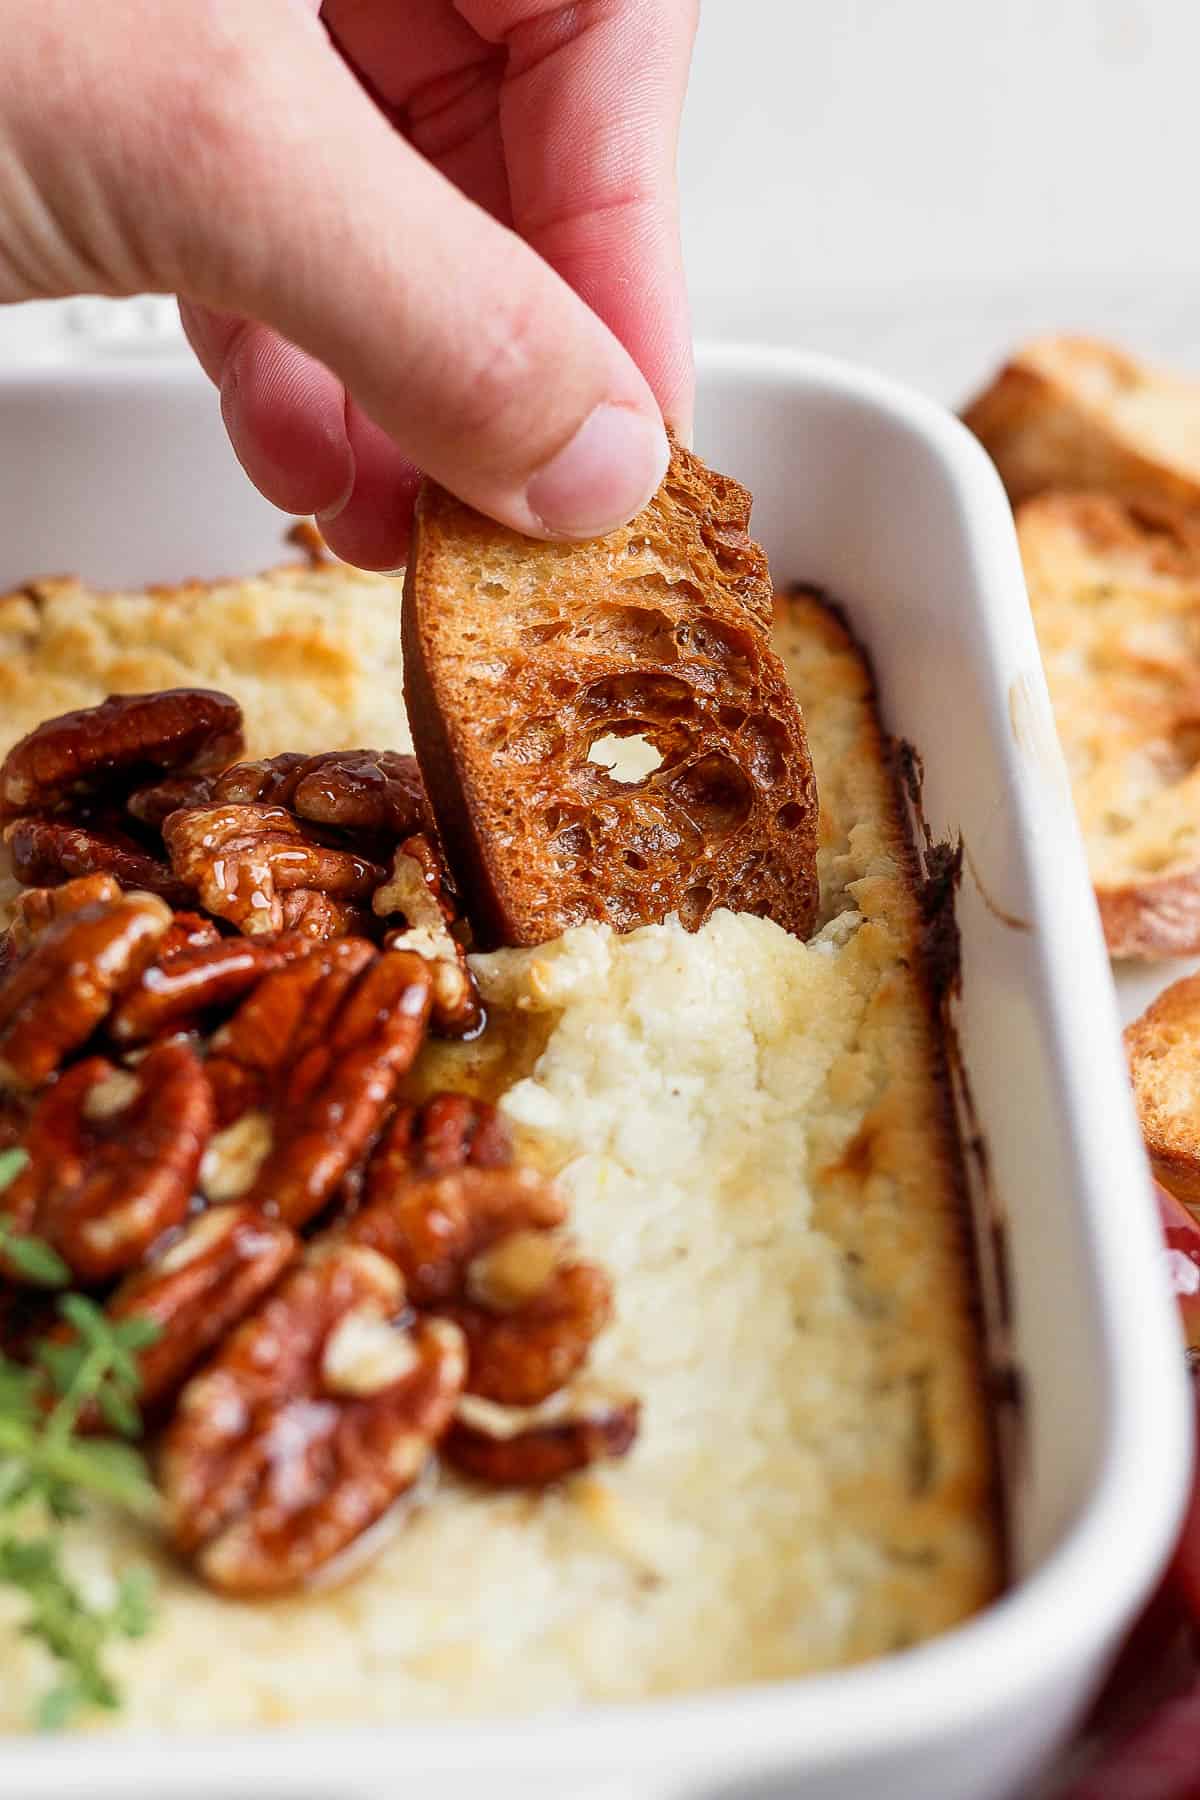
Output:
[[461, 0, 698, 435]]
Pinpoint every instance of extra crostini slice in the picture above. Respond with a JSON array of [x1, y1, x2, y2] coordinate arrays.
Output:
[[1017, 489, 1200, 957], [963, 335, 1200, 510], [1127, 973, 1200, 1208], [402, 440, 820, 950]]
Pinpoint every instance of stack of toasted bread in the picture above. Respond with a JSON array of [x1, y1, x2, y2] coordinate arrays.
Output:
[[966, 337, 1200, 1205]]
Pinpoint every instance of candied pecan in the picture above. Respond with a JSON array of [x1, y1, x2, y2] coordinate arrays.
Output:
[[445, 1395, 640, 1487], [278, 888, 372, 941], [198, 1111, 275, 1202], [240, 949, 433, 1228], [375, 835, 482, 1037], [213, 750, 430, 839], [208, 753, 308, 808], [96, 1205, 297, 1413], [375, 1093, 512, 1183], [5, 815, 192, 903], [0, 1041, 213, 1282], [127, 772, 215, 829], [109, 932, 313, 1046], [354, 1103, 611, 1405], [440, 1257, 613, 1406], [204, 938, 377, 1124], [161, 1241, 466, 1594], [156, 911, 222, 959], [0, 892, 172, 1090], [0, 689, 243, 818], [356, 1148, 563, 1306], [162, 804, 383, 937], [8, 873, 122, 951]]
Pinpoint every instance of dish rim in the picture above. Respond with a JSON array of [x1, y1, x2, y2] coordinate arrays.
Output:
[[0, 341, 1190, 1794]]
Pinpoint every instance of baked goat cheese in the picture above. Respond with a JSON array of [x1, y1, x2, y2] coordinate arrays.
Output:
[[0, 562, 998, 1729]]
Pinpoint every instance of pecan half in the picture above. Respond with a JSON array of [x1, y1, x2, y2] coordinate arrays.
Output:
[[8, 873, 122, 951], [440, 1256, 613, 1406], [204, 938, 377, 1124], [161, 1241, 466, 1594], [162, 804, 383, 937], [356, 1107, 562, 1304], [5, 815, 192, 903], [239, 948, 434, 1229], [213, 750, 430, 840], [351, 1145, 605, 1403], [210, 753, 307, 808], [375, 1093, 512, 1182], [0, 689, 243, 818], [156, 911, 222, 959], [109, 932, 313, 1046], [278, 888, 372, 942], [97, 1205, 297, 1413], [126, 772, 215, 829], [375, 835, 482, 1037], [1, 1041, 213, 1282], [445, 1394, 640, 1487], [0, 892, 172, 1090]]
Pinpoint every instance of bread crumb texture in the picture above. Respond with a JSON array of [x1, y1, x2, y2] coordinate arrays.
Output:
[[0, 571, 998, 1727]]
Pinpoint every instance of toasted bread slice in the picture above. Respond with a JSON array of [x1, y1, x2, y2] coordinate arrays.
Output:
[[1018, 490, 1200, 956], [402, 442, 820, 949], [963, 335, 1200, 509], [1126, 974, 1200, 1205]]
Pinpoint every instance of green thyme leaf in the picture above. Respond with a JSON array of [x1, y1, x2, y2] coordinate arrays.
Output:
[[0, 1147, 28, 1193], [0, 1233, 69, 1288]]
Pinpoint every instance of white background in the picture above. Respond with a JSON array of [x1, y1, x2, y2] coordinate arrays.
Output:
[[3, 0, 1200, 405]]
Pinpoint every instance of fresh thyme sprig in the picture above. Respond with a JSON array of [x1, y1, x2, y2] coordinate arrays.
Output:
[[0, 1146, 161, 1728]]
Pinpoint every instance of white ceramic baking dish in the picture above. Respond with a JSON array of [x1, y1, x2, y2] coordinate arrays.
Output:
[[0, 345, 1190, 1800]]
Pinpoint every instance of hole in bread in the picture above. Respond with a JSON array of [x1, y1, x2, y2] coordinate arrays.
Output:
[[595, 604, 678, 659], [479, 581, 507, 599], [668, 753, 753, 835], [523, 618, 570, 644], [675, 619, 754, 684], [579, 672, 693, 721], [552, 822, 592, 865], [587, 732, 664, 784], [700, 522, 752, 578], [740, 715, 790, 786], [679, 884, 713, 929], [776, 801, 808, 832]]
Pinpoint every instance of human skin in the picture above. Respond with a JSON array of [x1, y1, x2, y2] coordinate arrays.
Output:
[[0, 0, 697, 567]]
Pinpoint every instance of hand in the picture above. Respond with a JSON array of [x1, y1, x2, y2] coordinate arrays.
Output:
[[0, 1, 696, 567]]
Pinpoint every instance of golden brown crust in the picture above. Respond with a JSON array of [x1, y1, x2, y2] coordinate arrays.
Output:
[[1126, 973, 1200, 1205], [1015, 490, 1200, 956], [403, 441, 820, 949], [756, 591, 1001, 1637], [963, 335, 1200, 509]]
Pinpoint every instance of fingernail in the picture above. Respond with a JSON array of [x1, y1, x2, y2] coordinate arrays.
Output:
[[315, 476, 354, 526], [526, 405, 670, 539]]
